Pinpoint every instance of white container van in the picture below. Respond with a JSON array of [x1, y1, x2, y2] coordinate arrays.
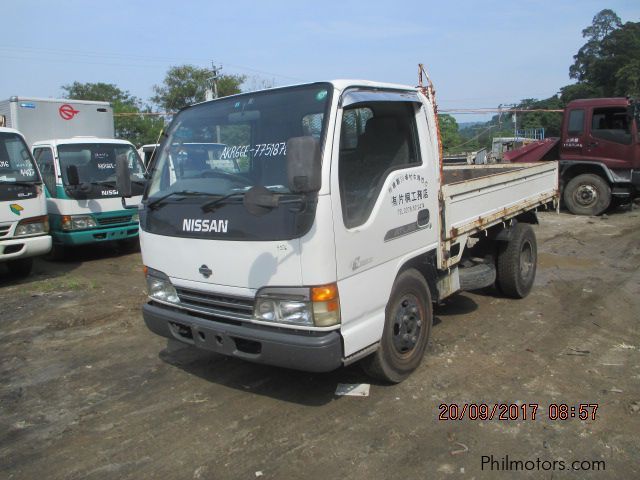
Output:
[[0, 97, 114, 148]]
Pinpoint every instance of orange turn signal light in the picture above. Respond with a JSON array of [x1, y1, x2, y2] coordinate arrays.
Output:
[[311, 283, 338, 302]]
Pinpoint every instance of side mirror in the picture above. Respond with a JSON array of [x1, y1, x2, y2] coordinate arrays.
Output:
[[66, 165, 80, 186], [286, 136, 321, 193], [116, 154, 132, 198]]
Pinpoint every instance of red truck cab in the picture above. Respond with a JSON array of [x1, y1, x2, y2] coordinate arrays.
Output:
[[506, 97, 640, 215]]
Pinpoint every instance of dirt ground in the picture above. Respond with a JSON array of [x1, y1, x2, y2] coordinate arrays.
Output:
[[1, 208, 639, 480]]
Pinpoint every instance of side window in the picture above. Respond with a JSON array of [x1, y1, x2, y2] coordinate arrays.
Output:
[[340, 108, 373, 149], [339, 102, 420, 228], [302, 113, 324, 139], [567, 109, 584, 136], [591, 107, 631, 145], [33, 147, 57, 197]]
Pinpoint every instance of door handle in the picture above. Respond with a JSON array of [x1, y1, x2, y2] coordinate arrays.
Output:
[[417, 209, 430, 227]]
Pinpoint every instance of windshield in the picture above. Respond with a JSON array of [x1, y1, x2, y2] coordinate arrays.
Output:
[[58, 143, 146, 198], [0, 132, 40, 183], [148, 83, 332, 201]]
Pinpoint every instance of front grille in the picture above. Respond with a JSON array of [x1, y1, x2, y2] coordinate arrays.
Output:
[[174, 287, 254, 321], [97, 215, 132, 226], [0, 225, 10, 238]]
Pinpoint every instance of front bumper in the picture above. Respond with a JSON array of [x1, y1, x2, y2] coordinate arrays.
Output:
[[53, 224, 139, 246], [0, 234, 52, 261], [143, 302, 344, 372]]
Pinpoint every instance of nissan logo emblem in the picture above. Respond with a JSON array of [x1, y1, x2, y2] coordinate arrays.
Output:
[[199, 264, 212, 278]]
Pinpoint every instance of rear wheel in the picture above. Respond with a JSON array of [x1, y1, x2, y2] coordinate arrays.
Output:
[[6, 257, 33, 278], [563, 173, 611, 216], [362, 269, 432, 383], [496, 223, 537, 299]]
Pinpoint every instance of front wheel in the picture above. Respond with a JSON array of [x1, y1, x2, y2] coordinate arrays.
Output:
[[118, 237, 140, 253], [563, 173, 611, 216], [496, 223, 537, 299], [6, 257, 34, 278], [362, 269, 433, 383]]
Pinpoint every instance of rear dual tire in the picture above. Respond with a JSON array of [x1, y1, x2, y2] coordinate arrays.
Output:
[[496, 223, 537, 299]]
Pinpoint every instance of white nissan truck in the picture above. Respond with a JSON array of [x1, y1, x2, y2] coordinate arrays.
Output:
[[0, 126, 51, 277], [117, 79, 559, 382]]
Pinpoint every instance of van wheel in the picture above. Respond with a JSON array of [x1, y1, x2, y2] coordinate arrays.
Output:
[[119, 237, 140, 253], [362, 269, 432, 383], [7, 258, 33, 278], [496, 223, 537, 299], [564, 174, 611, 216]]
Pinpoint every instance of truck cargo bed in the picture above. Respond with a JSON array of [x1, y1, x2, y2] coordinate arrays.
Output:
[[441, 162, 559, 244], [442, 164, 529, 184]]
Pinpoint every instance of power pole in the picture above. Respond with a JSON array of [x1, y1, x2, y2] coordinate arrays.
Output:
[[205, 62, 222, 142], [205, 62, 222, 101], [211, 62, 220, 99]]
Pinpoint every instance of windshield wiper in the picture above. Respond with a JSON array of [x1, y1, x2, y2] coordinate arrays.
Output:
[[0, 180, 38, 187], [146, 190, 211, 210], [89, 180, 116, 187], [201, 192, 245, 212]]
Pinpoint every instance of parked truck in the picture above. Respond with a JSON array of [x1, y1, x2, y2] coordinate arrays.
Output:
[[0, 96, 114, 147], [117, 79, 559, 382], [32, 138, 146, 257], [0, 125, 51, 277], [0, 95, 146, 256], [505, 97, 640, 215]]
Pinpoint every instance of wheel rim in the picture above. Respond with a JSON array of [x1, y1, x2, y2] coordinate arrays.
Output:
[[520, 240, 534, 280], [574, 183, 598, 207], [391, 295, 423, 356]]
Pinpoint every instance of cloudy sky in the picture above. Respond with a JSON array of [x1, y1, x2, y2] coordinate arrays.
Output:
[[2, 0, 639, 121]]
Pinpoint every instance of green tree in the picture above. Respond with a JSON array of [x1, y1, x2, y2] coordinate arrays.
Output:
[[559, 83, 602, 103], [570, 9, 622, 81], [516, 97, 563, 137], [438, 114, 461, 152], [151, 65, 246, 111], [61, 81, 164, 146], [566, 10, 640, 99]]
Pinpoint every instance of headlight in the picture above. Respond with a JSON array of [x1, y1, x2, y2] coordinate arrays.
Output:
[[61, 215, 97, 231], [144, 266, 180, 304], [254, 283, 340, 327], [15, 215, 49, 237]]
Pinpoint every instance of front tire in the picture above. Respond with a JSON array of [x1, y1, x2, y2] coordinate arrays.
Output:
[[362, 269, 433, 383], [563, 173, 611, 216], [6, 257, 33, 278], [118, 237, 140, 253], [496, 223, 537, 299]]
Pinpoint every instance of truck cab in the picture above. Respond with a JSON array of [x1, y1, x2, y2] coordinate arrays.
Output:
[[559, 98, 640, 214], [32, 137, 145, 256], [506, 97, 640, 215], [0, 126, 51, 277]]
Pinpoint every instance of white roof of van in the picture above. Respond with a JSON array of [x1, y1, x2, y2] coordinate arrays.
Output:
[[0, 126, 23, 135], [32, 137, 134, 147], [6, 96, 111, 106]]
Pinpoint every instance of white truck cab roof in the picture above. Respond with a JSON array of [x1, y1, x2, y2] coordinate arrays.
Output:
[[0, 126, 24, 135], [32, 137, 136, 148]]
